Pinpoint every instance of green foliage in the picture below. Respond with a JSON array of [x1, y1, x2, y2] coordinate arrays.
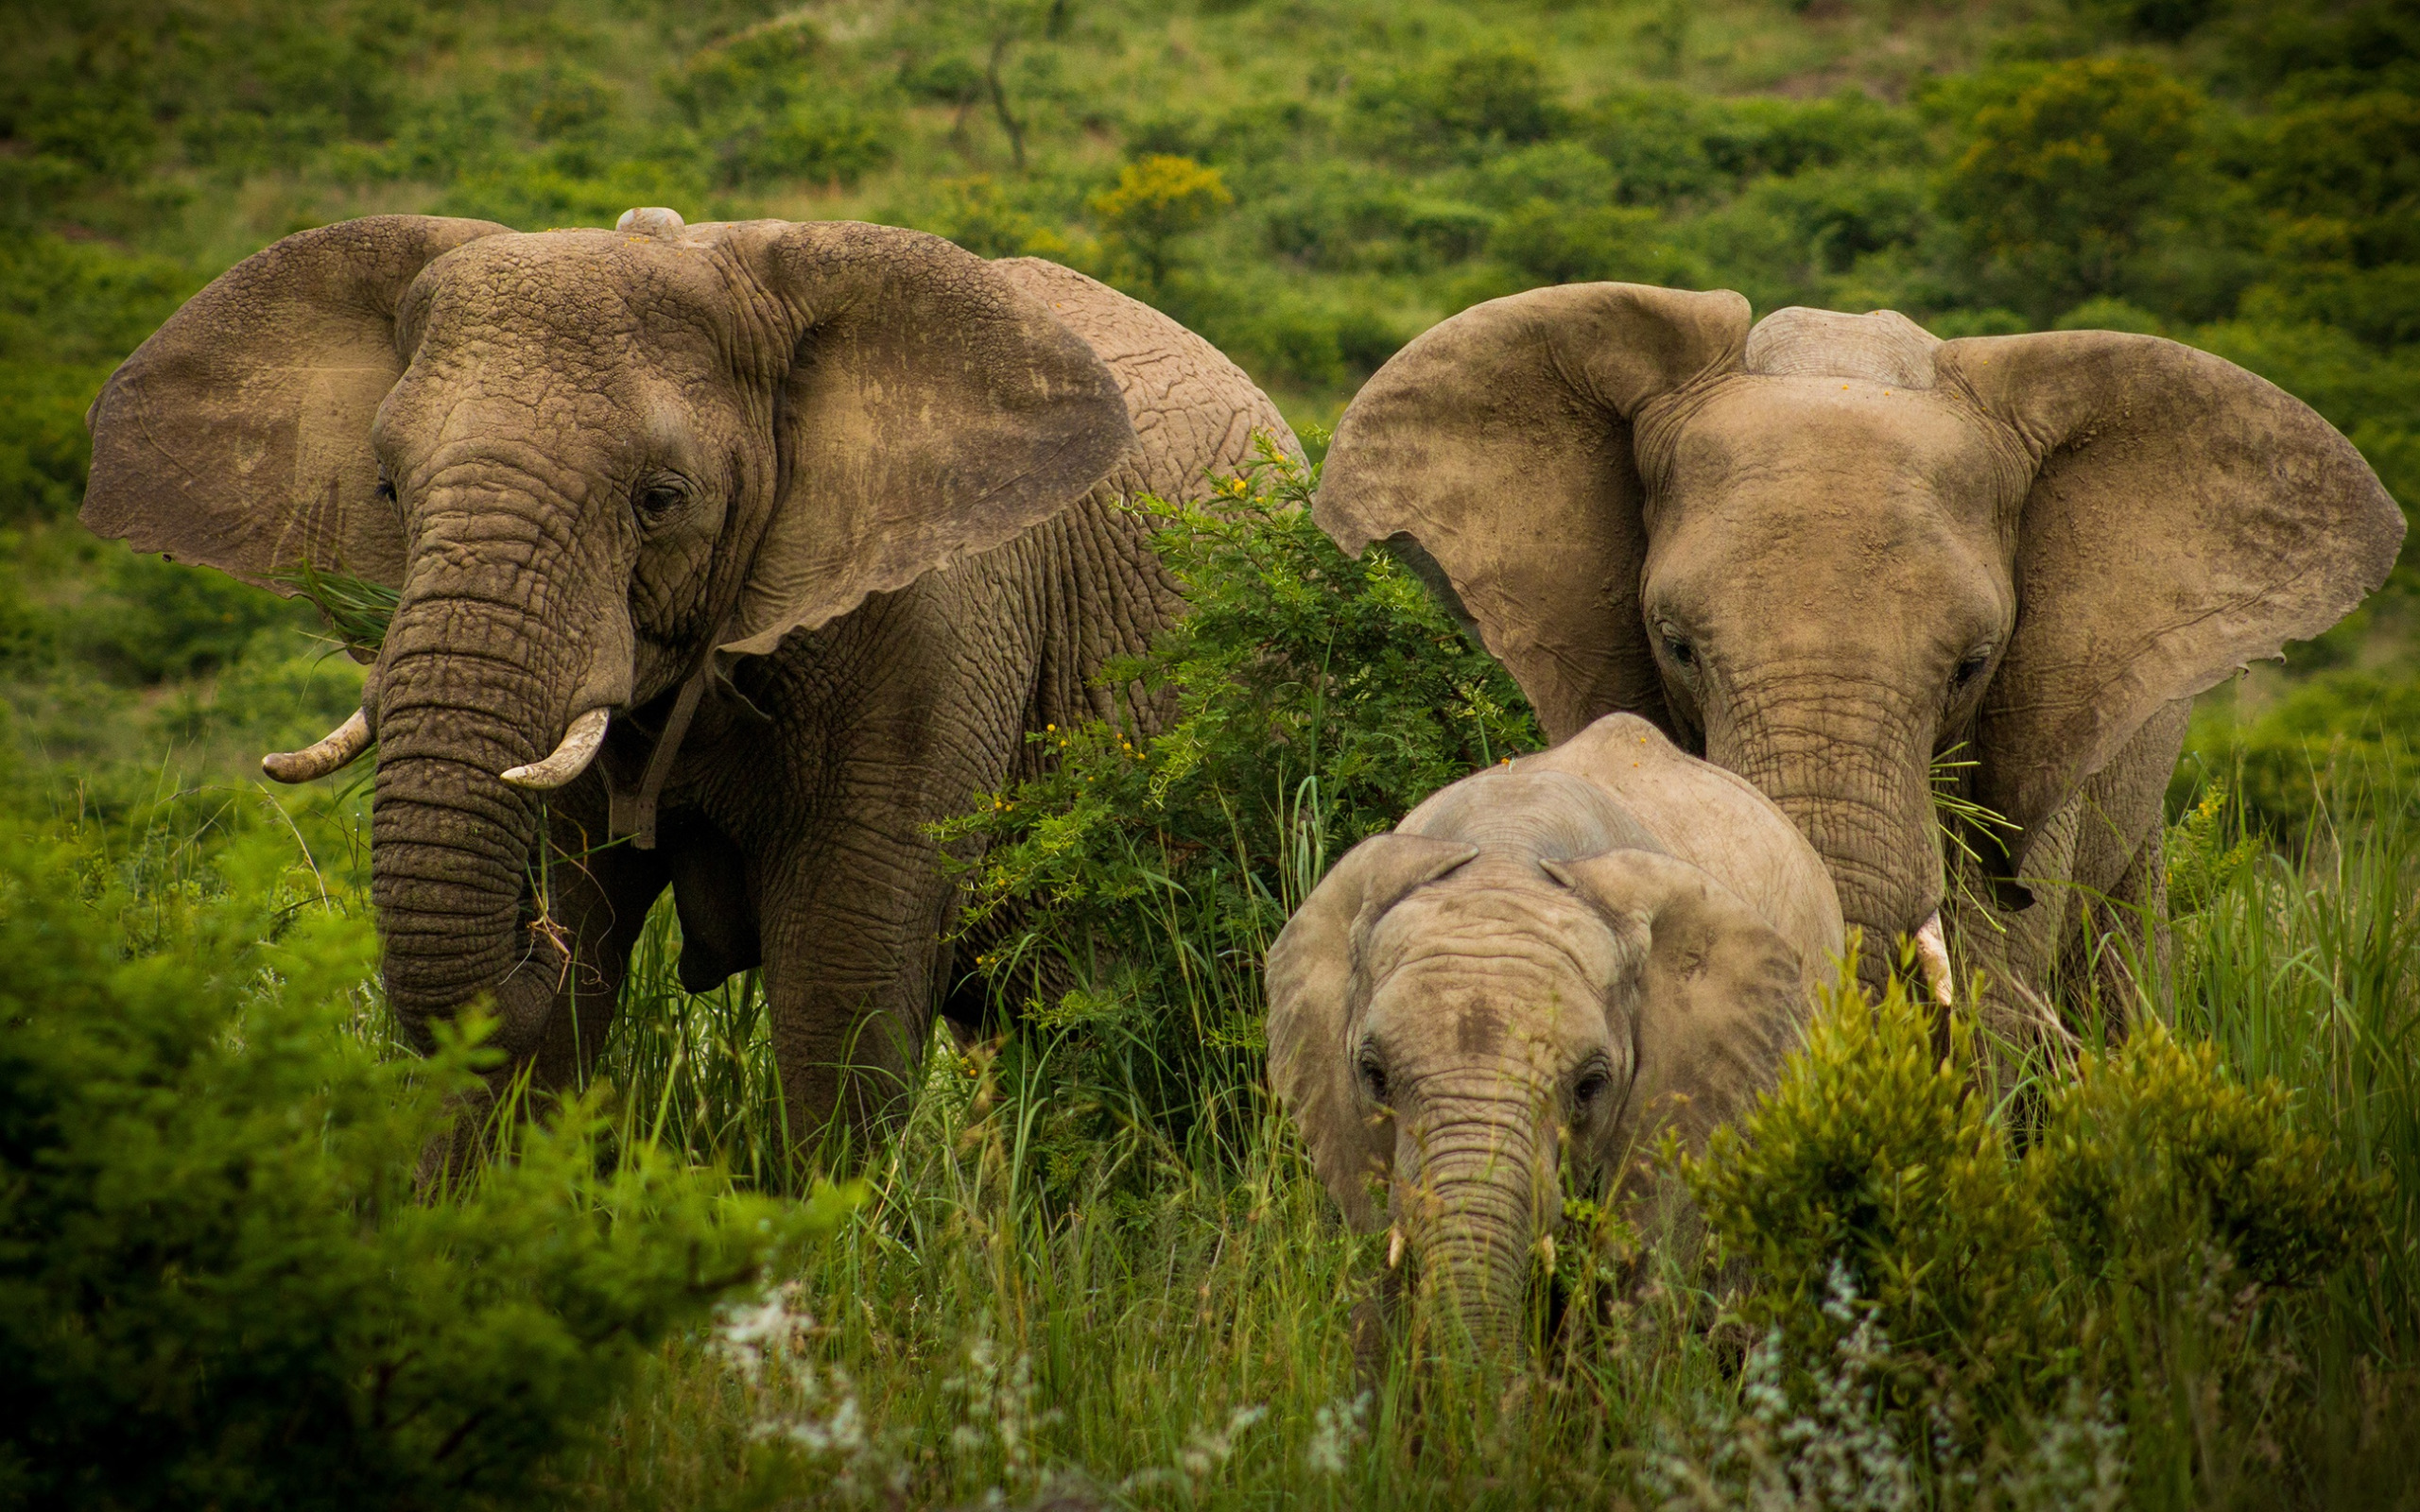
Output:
[[0, 797, 849, 1511], [935, 443, 1538, 1168], [1349, 44, 1570, 167], [2161, 779, 2260, 916], [1689, 968, 2049, 1416], [1939, 58, 2207, 319], [2178, 670, 2420, 839], [1692, 957, 2386, 1454], [663, 18, 896, 189], [0, 237, 192, 525], [2036, 1027, 2382, 1293], [1088, 154, 1234, 289]]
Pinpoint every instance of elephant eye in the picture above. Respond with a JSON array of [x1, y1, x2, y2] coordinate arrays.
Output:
[[1357, 1051, 1391, 1107], [633, 478, 691, 524], [1573, 1066, 1612, 1111], [374, 471, 396, 506], [1951, 649, 1993, 691], [1655, 620, 1698, 679]]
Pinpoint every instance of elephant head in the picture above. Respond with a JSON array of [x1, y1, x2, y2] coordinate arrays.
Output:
[[1266, 830, 1804, 1366], [1316, 286, 2404, 986], [82, 211, 1132, 1055]]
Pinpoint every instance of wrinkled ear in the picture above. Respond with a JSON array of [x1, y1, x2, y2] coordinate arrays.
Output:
[[714, 222, 1135, 657], [1546, 850, 1806, 1172], [1265, 833, 1478, 1229], [1942, 332, 2404, 876], [1315, 284, 1751, 744], [81, 215, 510, 592]]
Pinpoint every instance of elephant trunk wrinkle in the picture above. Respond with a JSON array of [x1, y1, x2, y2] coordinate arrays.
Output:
[[1713, 672, 1945, 969], [1410, 1156, 1542, 1365], [370, 593, 584, 1033]]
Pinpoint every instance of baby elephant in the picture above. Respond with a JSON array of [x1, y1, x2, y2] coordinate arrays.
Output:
[[1267, 713, 1842, 1365]]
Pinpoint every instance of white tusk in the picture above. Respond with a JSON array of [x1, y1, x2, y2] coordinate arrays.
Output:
[[1535, 1233, 1557, 1270], [262, 710, 372, 783], [500, 709, 611, 791], [1386, 1225, 1406, 1269], [1913, 911, 1954, 1006]]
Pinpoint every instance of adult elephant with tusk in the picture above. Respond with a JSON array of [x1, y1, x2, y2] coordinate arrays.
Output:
[[1316, 286, 2403, 1047], [84, 210, 1293, 1155]]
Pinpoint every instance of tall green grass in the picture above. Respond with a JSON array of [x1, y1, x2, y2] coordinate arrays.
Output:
[[559, 760, 2419, 1510]]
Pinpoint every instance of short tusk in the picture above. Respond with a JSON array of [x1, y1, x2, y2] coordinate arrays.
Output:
[[1387, 1225, 1406, 1269], [1914, 911, 1954, 1006], [1535, 1232, 1556, 1271], [262, 709, 372, 783], [500, 708, 611, 791]]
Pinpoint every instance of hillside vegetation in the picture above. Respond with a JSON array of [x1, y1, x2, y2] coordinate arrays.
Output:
[[5, 0, 2416, 806], [2, 3, 2416, 1508]]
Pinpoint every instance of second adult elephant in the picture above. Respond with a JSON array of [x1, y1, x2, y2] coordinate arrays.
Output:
[[83, 210, 1293, 1153], [1316, 285, 2403, 1041]]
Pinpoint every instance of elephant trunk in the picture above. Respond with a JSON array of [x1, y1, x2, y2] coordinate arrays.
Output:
[[1404, 1105, 1552, 1370], [369, 497, 631, 1060], [1712, 666, 1942, 993]]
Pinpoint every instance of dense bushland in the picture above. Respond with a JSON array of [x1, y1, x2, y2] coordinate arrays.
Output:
[[3, 0, 2413, 815], [0, 776, 856, 1508]]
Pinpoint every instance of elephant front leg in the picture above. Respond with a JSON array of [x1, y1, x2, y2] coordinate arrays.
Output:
[[523, 772, 672, 1093], [2056, 699, 2191, 1040], [755, 831, 964, 1163]]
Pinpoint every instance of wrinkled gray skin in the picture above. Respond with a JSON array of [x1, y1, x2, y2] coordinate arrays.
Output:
[[1317, 289, 2404, 1044], [1268, 713, 1842, 1366], [83, 214, 1293, 1153]]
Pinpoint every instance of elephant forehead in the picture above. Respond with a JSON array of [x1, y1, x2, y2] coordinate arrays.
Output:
[[1658, 379, 2010, 510], [1361, 882, 1627, 1028], [406, 230, 741, 357]]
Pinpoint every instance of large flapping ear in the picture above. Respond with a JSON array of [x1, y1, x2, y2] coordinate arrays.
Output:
[[1546, 849, 1806, 1180], [1314, 284, 1751, 744], [713, 222, 1135, 657], [1940, 333, 2405, 877], [81, 215, 510, 591], [1265, 833, 1478, 1229]]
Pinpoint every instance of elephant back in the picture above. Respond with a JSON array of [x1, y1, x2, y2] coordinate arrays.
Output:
[[989, 258, 1299, 507], [1526, 713, 1846, 993]]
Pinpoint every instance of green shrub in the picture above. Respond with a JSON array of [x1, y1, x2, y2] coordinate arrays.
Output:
[[1688, 967, 2051, 1416], [2035, 1026, 2382, 1293], [935, 443, 1539, 1168], [0, 804, 848, 1510], [1484, 199, 1690, 286], [1349, 44, 1571, 166], [1691, 955, 2385, 1451], [2178, 669, 2420, 839], [660, 14, 897, 189], [1089, 155, 1234, 290], [0, 237, 192, 525], [71, 552, 314, 685]]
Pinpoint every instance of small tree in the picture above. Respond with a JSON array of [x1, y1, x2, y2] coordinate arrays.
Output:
[[1088, 154, 1234, 292]]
